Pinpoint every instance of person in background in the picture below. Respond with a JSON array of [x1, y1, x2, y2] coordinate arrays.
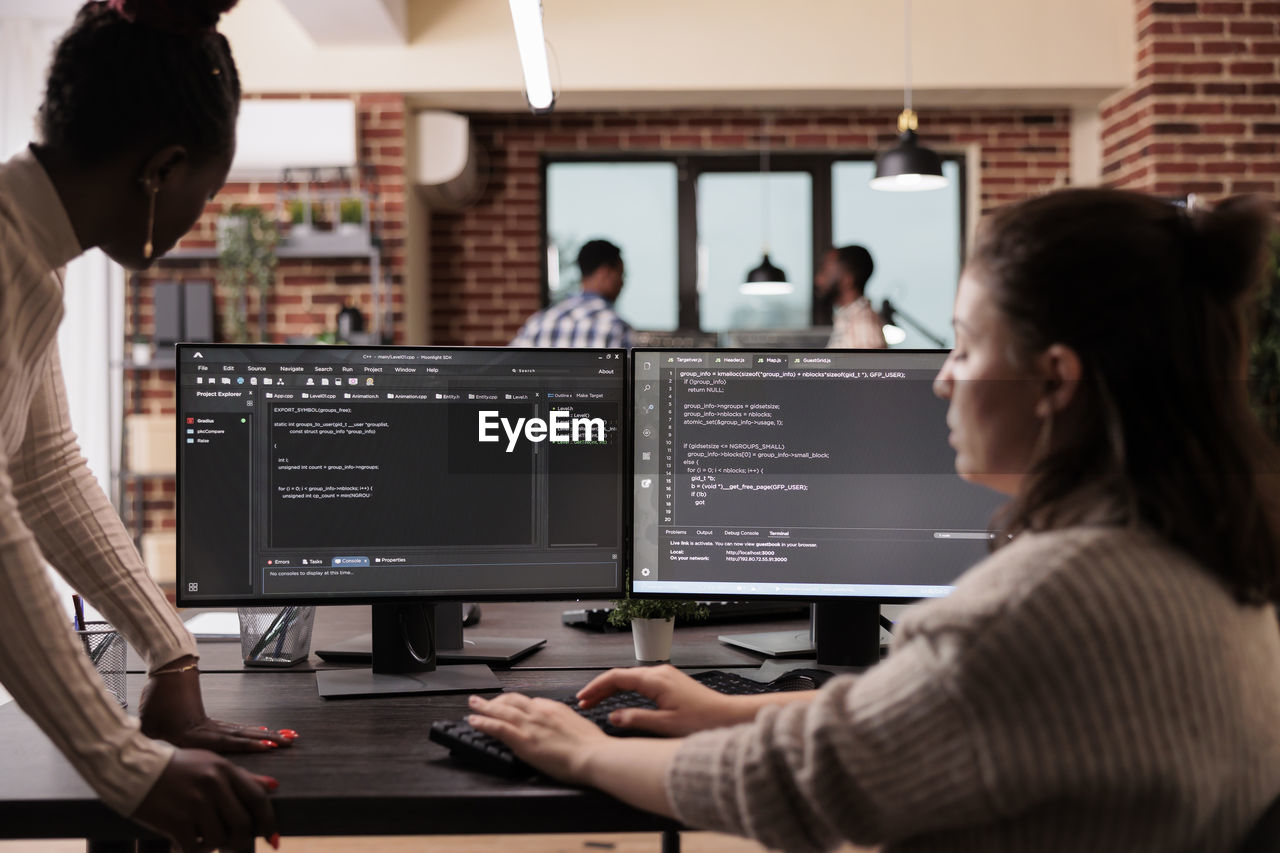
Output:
[[0, 2, 293, 851], [511, 238, 632, 348], [467, 189, 1280, 851], [816, 244, 886, 349]]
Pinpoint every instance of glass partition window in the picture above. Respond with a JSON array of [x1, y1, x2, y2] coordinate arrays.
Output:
[[695, 172, 813, 333], [545, 162, 680, 331], [542, 155, 965, 338], [832, 160, 963, 348]]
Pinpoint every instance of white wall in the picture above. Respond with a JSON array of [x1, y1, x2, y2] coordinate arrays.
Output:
[[221, 0, 1134, 108]]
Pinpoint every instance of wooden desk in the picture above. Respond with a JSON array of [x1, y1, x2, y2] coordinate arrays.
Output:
[[127, 601, 807, 674], [0, 671, 687, 847], [16, 605, 809, 851]]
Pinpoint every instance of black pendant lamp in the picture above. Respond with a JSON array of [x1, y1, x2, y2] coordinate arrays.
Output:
[[741, 114, 793, 296], [871, 0, 948, 192]]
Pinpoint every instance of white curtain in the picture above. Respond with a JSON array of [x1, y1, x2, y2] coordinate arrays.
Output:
[[0, 11, 123, 705]]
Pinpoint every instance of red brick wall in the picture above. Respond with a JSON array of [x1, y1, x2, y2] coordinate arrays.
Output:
[[1101, 0, 1280, 198], [124, 93, 407, 534], [430, 107, 1072, 346]]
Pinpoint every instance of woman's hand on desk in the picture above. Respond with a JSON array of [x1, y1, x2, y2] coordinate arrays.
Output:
[[132, 749, 281, 852], [575, 665, 741, 736], [466, 692, 609, 785], [139, 657, 297, 752]]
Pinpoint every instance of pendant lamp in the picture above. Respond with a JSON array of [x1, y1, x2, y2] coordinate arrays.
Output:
[[871, 0, 947, 192], [741, 114, 793, 295]]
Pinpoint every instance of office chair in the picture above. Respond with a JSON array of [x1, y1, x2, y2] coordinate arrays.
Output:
[[1237, 794, 1280, 853]]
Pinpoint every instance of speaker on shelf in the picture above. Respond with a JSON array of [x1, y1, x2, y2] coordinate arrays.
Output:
[[153, 282, 182, 346], [184, 281, 215, 343], [151, 281, 215, 353]]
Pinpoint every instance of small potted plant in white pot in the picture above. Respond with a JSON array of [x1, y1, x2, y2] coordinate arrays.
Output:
[[130, 334, 152, 367], [608, 573, 708, 663], [338, 197, 365, 236]]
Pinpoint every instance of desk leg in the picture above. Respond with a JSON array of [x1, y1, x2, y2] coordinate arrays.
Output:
[[662, 829, 681, 853]]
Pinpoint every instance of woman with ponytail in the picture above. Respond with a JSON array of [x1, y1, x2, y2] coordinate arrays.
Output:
[[468, 189, 1280, 852], [0, 2, 292, 850]]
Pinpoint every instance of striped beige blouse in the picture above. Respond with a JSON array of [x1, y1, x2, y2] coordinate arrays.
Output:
[[0, 147, 198, 816], [667, 525, 1280, 852]]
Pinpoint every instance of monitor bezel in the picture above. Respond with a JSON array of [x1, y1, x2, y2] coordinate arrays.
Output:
[[628, 346, 972, 605], [175, 342, 630, 607]]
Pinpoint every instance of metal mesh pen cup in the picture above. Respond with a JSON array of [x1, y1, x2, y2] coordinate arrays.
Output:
[[76, 621, 127, 708], [238, 606, 315, 667]]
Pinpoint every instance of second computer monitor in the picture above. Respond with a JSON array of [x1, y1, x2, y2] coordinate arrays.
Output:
[[631, 349, 1005, 662]]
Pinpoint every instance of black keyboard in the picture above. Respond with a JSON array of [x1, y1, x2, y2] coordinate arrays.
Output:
[[429, 668, 833, 777], [561, 601, 810, 631]]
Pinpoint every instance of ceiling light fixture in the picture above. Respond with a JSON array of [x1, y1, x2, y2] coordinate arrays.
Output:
[[508, 0, 554, 114], [871, 0, 947, 192]]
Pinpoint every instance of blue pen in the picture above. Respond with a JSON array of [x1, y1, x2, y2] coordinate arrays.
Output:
[[72, 594, 93, 658]]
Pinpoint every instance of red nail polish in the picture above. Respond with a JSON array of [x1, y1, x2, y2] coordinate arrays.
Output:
[[261, 740, 278, 748], [259, 726, 269, 731], [261, 776, 280, 790], [278, 729, 298, 739], [270, 833, 281, 849]]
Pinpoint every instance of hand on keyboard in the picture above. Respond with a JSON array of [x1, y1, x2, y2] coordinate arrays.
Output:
[[464, 692, 608, 785], [432, 668, 835, 779], [576, 664, 738, 736]]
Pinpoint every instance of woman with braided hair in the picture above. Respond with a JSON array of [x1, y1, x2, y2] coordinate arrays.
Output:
[[0, 2, 293, 850]]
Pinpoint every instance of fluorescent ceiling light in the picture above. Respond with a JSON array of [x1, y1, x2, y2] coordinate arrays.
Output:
[[508, 0, 554, 113]]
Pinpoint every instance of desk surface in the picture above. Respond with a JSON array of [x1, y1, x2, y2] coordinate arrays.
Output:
[[128, 600, 807, 674], [0, 670, 682, 841], [12, 601, 806, 842]]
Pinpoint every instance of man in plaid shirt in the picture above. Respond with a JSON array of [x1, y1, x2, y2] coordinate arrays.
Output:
[[511, 239, 632, 348]]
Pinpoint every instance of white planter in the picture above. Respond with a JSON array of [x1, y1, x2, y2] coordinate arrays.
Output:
[[631, 617, 674, 663], [131, 341, 152, 366]]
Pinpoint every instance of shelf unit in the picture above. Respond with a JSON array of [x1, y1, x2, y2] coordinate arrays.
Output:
[[113, 240, 387, 554]]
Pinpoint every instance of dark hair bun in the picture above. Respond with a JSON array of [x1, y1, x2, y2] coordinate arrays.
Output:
[[107, 0, 239, 34], [1188, 195, 1274, 304]]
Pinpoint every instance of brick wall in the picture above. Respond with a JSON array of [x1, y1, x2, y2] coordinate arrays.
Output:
[[1101, 0, 1280, 199], [123, 93, 407, 535], [430, 107, 1072, 346]]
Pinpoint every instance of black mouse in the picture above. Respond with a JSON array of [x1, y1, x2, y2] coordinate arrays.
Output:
[[765, 668, 836, 692]]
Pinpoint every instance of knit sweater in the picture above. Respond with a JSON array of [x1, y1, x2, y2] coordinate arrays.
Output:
[[666, 525, 1280, 852], [0, 147, 199, 816]]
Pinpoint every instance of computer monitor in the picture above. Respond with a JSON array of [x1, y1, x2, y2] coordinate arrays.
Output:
[[721, 328, 834, 349], [631, 348, 1005, 667], [177, 344, 626, 696], [629, 330, 721, 349]]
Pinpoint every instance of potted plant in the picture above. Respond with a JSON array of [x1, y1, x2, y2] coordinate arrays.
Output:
[[130, 334, 152, 366], [217, 206, 280, 344], [608, 572, 708, 663], [285, 199, 311, 236], [1248, 232, 1280, 445], [310, 199, 332, 232], [338, 197, 365, 235]]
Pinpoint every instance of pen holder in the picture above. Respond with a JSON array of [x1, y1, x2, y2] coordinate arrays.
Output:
[[238, 606, 316, 667], [76, 622, 128, 708]]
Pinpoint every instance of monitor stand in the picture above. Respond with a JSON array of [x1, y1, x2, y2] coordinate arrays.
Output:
[[315, 602, 546, 666], [719, 600, 884, 669], [317, 603, 517, 699]]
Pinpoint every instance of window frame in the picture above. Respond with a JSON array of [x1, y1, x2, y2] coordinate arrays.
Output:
[[540, 151, 968, 331]]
